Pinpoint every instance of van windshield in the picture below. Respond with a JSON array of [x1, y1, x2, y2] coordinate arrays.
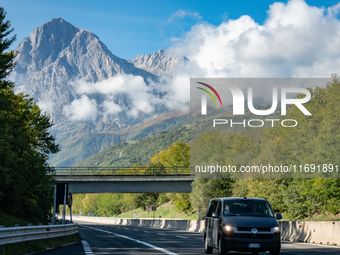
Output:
[[223, 200, 274, 217]]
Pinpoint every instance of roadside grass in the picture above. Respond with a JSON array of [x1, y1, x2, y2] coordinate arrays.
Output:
[[301, 212, 340, 222], [114, 202, 199, 220], [277, 211, 340, 222]]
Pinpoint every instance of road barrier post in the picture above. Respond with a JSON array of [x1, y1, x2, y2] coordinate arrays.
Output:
[[62, 184, 67, 224], [52, 184, 57, 225]]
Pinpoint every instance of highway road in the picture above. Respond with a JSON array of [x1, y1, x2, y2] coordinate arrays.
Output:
[[36, 223, 340, 255]]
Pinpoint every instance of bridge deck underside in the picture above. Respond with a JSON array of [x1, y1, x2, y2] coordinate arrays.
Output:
[[55, 177, 194, 193]]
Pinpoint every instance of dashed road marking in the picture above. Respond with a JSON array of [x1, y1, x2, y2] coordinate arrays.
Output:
[[157, 233, 166, 236], [81, 240, 94, 255], [83, 226, 178, 255], [176, 235, 188, 239], [144, 231, 150, 233]]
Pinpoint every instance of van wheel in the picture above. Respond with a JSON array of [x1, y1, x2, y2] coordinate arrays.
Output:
[[204, 236, 213, 254], [218, 238, 228, 255], [270, 249, 280, 255]]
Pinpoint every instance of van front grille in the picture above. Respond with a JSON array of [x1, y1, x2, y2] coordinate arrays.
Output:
[[237, 227, 271, 232]]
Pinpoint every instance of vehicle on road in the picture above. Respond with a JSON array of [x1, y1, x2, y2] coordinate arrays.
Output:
[[204, 197, 282, 255]]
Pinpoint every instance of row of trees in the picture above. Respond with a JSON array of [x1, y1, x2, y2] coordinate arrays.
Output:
[[70, 142, 192, 216], [0, 7, 59, 223]]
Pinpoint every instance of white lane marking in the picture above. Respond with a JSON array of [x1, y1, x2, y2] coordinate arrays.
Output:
[[282, 241, 340, 249], [81, 240, 94, 255], [157, 233, 166, 236], [176, 235, 188, 239], [124, 228, 129, 230], [83, 226, 178, 255], [61, 242, 78, 247], [144, 231, 150, 233], [133, 229, 139, 231], [116, 227, 121, 228]]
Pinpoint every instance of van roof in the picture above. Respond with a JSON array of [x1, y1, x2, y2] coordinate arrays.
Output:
[[212, 197, 268, 201]]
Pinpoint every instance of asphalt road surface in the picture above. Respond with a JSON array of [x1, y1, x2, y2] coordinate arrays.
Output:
[[37, 223, 340, 255]]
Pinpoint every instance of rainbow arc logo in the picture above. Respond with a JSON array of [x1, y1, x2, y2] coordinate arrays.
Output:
[[196, 82, 222, 115]]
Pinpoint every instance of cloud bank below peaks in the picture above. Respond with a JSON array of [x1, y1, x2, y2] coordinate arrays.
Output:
[[63, 74, 165, 121]]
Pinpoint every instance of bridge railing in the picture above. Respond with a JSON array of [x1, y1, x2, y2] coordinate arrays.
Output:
[[54, 166, 191, 177]]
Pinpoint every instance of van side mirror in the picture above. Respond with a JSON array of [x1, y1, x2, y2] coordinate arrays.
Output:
[[212, 212, 219, 218], [276, 213, 282, 220]]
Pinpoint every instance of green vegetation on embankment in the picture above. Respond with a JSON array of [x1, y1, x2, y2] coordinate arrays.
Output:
[[112, 202, 198, 220]]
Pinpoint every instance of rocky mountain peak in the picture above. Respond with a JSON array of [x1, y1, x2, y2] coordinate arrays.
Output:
[[131, 49, 186, 77], [13, 17, 154, 85], [15, 18, 82, 73]]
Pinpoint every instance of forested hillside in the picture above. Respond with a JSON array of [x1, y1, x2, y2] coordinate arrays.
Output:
[[73, 125, 189, 167], [71, 77, 340, 221], [192, 76, 340, 219]]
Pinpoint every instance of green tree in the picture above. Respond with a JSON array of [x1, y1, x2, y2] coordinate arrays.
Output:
[[191, 178, 233, 216], [0, 7, 59, 222], [0, 7, 16, 90], [149, 142, 192, 214], [151, 142, 190, 168]]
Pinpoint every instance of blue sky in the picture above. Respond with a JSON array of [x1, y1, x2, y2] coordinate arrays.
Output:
[[1, 0, 339, 60]]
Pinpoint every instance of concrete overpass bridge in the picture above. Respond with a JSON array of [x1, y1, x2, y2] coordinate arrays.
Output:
[[54, 167, 195, 193]]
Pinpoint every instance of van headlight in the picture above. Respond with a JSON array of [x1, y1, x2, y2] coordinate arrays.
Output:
[[273, 226, 280, 233], [224, 225, 237, 232]]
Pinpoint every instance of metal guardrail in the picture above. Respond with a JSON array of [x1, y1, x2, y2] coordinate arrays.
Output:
[[54, 167, 191, 177], [0, 223, 78, 246]]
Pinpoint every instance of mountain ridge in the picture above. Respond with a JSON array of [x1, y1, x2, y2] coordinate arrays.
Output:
[[11, 17, 187, 167]]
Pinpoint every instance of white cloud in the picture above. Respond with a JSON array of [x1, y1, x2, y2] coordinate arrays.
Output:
[[170, 0, 340, 78], [168, 10, 202, 22], [63, 95, 98, 121], [70, 74, 161, 117], [37, 97, 54, 115], [102, 100, 122, 119]]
